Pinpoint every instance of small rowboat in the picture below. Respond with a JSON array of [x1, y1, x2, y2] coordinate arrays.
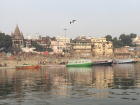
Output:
[[15, 64, 39, 69]]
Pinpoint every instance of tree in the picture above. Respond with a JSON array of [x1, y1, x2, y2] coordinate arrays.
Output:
[[130, 33, 137, 38], [105, 33, 137, 48], [30, 42, 43, 51], [0, 33, 12, 48], [105, 35, 112, 41]]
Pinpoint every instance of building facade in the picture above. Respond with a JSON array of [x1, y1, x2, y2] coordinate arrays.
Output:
[[114, 46, 140, 58], [51, 41, 65, 54], [91, 37, 113, 57], [11, 25, 24, 48], [70, 36, 91, 57], [55, 36, 70, 52], [131, 35, 140, 46], [27, 33, 42, 40]]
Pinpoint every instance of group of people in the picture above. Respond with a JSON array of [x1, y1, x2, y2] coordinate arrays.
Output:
[[22, 63, 28, 65], [38, 61, 46, 65]]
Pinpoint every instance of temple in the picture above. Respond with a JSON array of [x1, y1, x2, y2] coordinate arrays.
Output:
[[11, 25, 24, 48]]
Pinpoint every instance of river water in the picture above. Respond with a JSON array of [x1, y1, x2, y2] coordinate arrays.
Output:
[[0, 63, 140, 105]]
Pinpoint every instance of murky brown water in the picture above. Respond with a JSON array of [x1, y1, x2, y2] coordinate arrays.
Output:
[[0, 63, 140, 105]]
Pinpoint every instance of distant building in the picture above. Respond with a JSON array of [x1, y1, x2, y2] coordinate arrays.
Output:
[[55, 36, 70, 52], [70, 35, 91, 57], [114, 46, 140, 58], [11, 25, 24, 48], [91, 37, 113, 57], [51, 41, 65, 54], [55, 36, 69, 43], [21, 47, 35, 52], [27, 33, 42, 40], [131, 35, 140, 46]]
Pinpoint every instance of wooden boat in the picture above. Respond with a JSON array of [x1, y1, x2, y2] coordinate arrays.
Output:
[[92, 59, 114, 66], [16, 68, 39, 70], [38, 65, 41, 68], [115, 59, 137, 64], [15, 64, 39, 69], [66, 60, 93, 67]]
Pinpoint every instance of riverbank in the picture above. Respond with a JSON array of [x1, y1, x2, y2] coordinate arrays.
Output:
[[0, 54, 139, 70]]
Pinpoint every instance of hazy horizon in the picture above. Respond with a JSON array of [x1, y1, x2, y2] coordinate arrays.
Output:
[[1, 0, 140, 39]]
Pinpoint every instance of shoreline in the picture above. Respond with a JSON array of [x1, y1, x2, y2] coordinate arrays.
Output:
[[0, 54, 139, 70]]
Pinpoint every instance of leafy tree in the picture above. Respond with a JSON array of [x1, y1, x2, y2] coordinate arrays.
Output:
[[30, 42, 43, 51], [105, 35, 112, 41], [0, 33, 12, 48], [130, 33, 137, 38], [106, 33, 137, 48]]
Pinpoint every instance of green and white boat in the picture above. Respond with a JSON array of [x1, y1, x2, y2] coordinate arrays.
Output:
[[66, 60, 93, 67]]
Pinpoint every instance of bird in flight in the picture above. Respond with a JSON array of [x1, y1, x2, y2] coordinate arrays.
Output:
[[70, 20, 76, 24]]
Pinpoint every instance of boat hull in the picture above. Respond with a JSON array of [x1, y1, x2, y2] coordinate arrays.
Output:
[[66, 63, 93, 67], [92, 61, 113, 66], [16, 64, 39, 69], [115, 59, 137, 64]]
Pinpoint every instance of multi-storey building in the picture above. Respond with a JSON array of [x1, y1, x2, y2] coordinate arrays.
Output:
[[55, 36, 70, 52], [91, 37, 113, 56], [51, 41, 65, 54], [70, 36, 91, 56], [11, 25, 24, 48]]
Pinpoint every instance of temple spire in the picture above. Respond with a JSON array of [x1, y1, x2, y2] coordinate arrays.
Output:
[[21, 32, 24, 38], [14, 24, 20, 36]]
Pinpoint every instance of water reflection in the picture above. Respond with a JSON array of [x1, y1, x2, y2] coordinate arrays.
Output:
[[113, 64, 140, 89], [0, 64, 140, 104]]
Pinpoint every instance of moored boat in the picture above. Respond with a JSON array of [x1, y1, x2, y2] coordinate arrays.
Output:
[[66, 60, 93, 67], [115, 59, 137, 64], [15, 64, 39, 69], [92, 59, 114, 66]]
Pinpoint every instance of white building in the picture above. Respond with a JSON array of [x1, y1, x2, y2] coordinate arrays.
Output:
[[55, 36, 70, 43], [21, 47, 35, 52], [131, 35, 140, 46], [27, 33, 42, 40], [55, 36, 70, 52]]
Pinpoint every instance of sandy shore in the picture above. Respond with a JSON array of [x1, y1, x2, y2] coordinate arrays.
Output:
[[0, 54, 139, 70], [0, 54, 70, 69]]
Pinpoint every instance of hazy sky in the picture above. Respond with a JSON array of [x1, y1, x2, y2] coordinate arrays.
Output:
[[1, 0, 140, 39]]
